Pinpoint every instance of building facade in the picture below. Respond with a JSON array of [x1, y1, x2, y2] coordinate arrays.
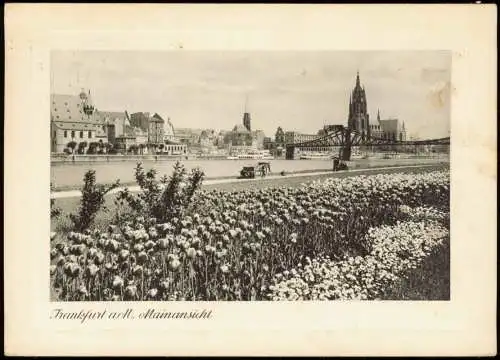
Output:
[[369, 110, 407, 142], [50, 90, 107, 153], [284, 131, 320, 144], [223, 105, 266, 150], [162, 144, 187, 155], [51, 122, 104, 153], [175, 128, 204, 145], [227, 124, 253, 146], [164, 117, 176, 143], [274, 127, 285, 144], [51, 89, 178, 154], [148, 113, 165, 144], [115, 135, 137, 153], [252, 130, 266, 149], [347, 72, 407, 143], [129, 112, 150, 133], [263, 137, 273, 150]]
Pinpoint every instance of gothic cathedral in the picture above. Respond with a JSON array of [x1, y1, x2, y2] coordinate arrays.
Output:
[[347, 72, 370, 141]]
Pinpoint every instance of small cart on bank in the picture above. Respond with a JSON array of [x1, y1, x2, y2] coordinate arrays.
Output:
[[240, 162, 272, 179]]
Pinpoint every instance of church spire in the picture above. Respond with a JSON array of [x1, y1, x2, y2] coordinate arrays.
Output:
[[244, 93, 249, 113], [243, 94, 251, 132], [377, 109, 380, 122], [356, 70, 360, 87]]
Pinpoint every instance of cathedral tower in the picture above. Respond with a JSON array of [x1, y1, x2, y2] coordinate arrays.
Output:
[[347, 72, 370, 140], [243, 112, 251, 132], [242, 95, 251, 131]]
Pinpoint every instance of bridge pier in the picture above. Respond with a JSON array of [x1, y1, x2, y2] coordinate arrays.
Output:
[[341, 146, 351, 161]]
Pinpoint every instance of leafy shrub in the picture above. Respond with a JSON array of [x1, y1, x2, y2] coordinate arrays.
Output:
[[87, 142, 99, 155], [50, 182, 61, 219], [116, 162, 205, 224], [69, 170, 120, 232]]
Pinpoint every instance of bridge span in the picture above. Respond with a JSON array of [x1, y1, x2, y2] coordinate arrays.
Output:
[[285, 125, 450, 160]]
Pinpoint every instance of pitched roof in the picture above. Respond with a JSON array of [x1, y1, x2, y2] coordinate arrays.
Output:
[[130, 112, 150, 119], [151, 113, 165, 123], [51, 94, 98, 123], [95, 111, 129, 126], [233, 124, 250, 133]]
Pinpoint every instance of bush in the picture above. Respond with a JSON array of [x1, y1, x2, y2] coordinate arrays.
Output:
[[69, 170, 120, 232], [87, 142, 99, 155], [50, 183, 61, 218], [116, 162, 205, 224]]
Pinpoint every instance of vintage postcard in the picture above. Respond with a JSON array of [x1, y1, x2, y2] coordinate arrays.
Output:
[[4, 4, 497, 357]]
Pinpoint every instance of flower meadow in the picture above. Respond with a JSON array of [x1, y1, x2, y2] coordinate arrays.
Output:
[[50, 166, 450, 301]]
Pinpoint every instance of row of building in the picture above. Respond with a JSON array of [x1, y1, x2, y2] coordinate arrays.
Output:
[[50, 88, 274, 156], [51, 73, 408, 156], [51, 89, 188, 155]]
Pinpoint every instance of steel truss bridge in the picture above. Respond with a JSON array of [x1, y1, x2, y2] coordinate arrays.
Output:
[[285, 126, 450, 160]]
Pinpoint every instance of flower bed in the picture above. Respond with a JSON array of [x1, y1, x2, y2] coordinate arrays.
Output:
[[50, 170, 450, 301], [267, 220, 448, 300]]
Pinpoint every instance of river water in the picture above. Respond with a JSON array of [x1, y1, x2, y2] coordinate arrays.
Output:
[[51, 156, 449, 189]]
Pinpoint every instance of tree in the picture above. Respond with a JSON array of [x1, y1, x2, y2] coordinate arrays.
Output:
[[69, 170, 120, 231], [67, 141, 77, 154], [116, 162, 205, 223], [108, 144, 118, 154], [50, 182, 61, 218], [148, 143, 157, 155], [87, 142, 98, 154], [78, 141, 88, 154], [138, 143, 145, 155], [105, 142, 113, 152], [128, 145, 139, 155]]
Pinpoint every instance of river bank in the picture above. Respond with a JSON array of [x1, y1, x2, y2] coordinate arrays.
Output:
[[51, 163, 449, 233], [51, 156, 449, 191]]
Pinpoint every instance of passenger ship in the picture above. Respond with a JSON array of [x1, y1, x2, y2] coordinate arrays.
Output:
[[299, 152, 332, 160], [227, 150, 274, 160]]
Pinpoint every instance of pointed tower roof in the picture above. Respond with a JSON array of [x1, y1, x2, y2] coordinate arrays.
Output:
[[244, 93, 249, 113], [356, 70, 360, 87]]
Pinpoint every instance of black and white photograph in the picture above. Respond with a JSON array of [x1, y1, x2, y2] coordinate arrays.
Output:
[[49, 50, 451, 302], [5, 4, 496, 357]]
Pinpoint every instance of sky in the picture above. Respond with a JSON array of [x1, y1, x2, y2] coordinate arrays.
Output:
[[51, 51, 451, 139]]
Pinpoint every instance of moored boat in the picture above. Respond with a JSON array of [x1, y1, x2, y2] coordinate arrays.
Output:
[[299, 152, 331, 160]]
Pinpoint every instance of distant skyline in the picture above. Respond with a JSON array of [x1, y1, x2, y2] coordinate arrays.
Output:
[[51, 51, 451, 139]]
